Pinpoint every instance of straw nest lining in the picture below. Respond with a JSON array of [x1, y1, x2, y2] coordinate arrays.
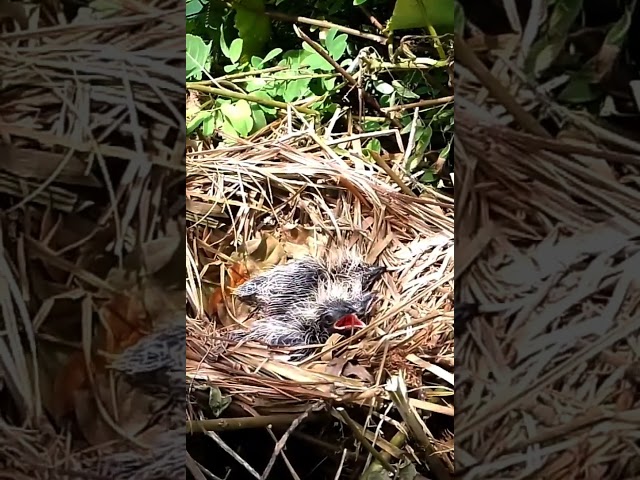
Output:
[[456, 109, 640, 478], [1, 2, 184, 479], [186, 131, 454, 462]]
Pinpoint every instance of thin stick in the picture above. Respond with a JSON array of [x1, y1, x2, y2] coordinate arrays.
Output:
[[333, 449, 349, 480], [260, 405, 315, 480], [206, 429, 261, 480], [264, 10, 387, 45], [187, 84, 319, 116], [293, 25, 402, 129], [358, 4, 385, 32], [187, 414, 321, 433], [368, 150, 417, 197], [383, 96, 454, 113], [335, 407, 396, 474], [455, 34, 550, 138]]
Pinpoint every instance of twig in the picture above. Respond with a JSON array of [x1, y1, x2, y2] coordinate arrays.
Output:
[[187, 84, 319, 116], [361, 430, 407, 479], [363, 58, 450, 70], [383, 96, 454, 113], [334, 449, 349, 480], [358, 4, 385, 32], [242, 404, 302, 480], [293, 25, 402, 129], [188, 413, 322, 433], [260, 405, 316, 480], [206, 429, 261, 480], [264, 10, 387, 45], [190, 66, 287, 83], [368, 150, 417, 197], [25, 237, 117, 294], [335, 407, 396, 474], [386, 375, 451, 480], [186, 453, 222, 480], [455, 34, 550, 138]]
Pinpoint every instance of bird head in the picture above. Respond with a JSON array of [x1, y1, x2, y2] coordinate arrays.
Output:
[[317, 301, 365, 334], [316, 291, 377, 336]]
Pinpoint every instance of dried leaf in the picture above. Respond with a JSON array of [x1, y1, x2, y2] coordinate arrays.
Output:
[[74, 374, 158, 445], [52, 351, 90, 419], [343, 363, 374, 382]]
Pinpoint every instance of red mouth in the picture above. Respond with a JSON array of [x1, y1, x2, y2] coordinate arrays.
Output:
[[333, 314, 366, 331]]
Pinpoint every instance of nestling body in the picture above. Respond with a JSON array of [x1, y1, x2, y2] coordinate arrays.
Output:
[[230, 250, 385, 356]]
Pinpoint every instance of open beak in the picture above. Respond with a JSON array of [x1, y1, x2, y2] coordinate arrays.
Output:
[[333, 314, 366, 331]]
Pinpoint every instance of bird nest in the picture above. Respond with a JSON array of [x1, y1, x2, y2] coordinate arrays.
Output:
[[456, 109, 640, 477], [186, 127, 454, 465]]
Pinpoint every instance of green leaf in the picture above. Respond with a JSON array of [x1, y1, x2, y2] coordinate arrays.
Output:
[[375, 82, 394, 95], [283, 78, 311, 103], [603, 0, 635, 48], [234, 0, 271, 61], [365, 138, 381, 153], [246, 78, 268, 92], [418, 125, 433, 146], [454, 1, 465, 35], [301, 50, 334, 71], [202, 112, 217, 137], [362, 120, 385, 132], [547, 0, 583, 35], [186, 34, 211, 80], [187, 110, 212, 135], [397, 462, 418, 480], [389, 0, 454, 31], [208, 387, 232, 418], [219, 30, 230, 59], [323, 77, 336, 91], [392, 80, 420, 99], [525, 0, 583, 76], [325, 28, 348, 60], [220, 100, 253, 137], [251, 105, 267, 132], [420, 169, 436, 183], [440, 140, 451, 159], [262, 47, 283, 64], [220, 119, 237, 138], [558, 74, 601, 103], [354, 0, 368, 4], [186, 0, 204, 16], [228, 38, 244, 63]]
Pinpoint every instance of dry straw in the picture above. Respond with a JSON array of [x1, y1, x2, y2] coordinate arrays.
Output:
[[456, 50, 640, 477], [186, 121, 455, 477], [1, 1, 183, 478]]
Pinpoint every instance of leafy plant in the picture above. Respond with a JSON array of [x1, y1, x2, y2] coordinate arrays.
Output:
[[186, 0, 454, 188]]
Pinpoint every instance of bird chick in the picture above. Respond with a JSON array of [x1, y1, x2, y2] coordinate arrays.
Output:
[[233, 255, 324, 316], [233, 249, 385, 317], [108, 324, 185, 395], [324, 249, 386, 291], [232, 276, 378, 357]]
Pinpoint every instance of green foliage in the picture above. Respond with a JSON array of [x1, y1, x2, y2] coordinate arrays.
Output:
[[235, 0, 271, 61], [186, 34, 211, 80], [186, 0, 454, 188], [388, 0, 455, 31]]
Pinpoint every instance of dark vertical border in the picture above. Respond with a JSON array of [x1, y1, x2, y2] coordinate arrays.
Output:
[[455, 1, 640, 478], [0, 1, 185, 478]]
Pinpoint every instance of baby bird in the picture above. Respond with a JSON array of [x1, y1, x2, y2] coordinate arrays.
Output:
[[108, 324, 185, 396], [239, 277, 376, 346], [233, 249, 385, 317]]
